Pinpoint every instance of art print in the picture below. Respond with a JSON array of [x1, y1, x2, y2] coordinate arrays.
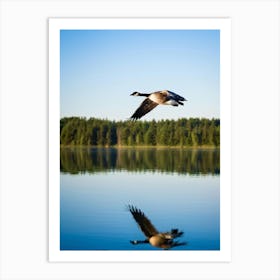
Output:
[[49, 18, 231, 262]]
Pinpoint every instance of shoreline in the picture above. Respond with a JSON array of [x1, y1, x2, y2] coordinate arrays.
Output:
[[60, 145, 220, 150]]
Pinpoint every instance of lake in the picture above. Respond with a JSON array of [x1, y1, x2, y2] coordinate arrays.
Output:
[[60, 147, 220, 251]]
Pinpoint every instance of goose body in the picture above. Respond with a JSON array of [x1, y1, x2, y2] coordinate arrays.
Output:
[[128, 205, 186, 249], [130, 90, 187, 120]]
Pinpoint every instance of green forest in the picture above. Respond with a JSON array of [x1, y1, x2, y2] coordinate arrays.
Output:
[[60, 117, 220, 147]]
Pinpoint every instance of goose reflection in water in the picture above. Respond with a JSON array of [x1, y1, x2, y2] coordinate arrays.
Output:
[[128, 205, 187, 250]]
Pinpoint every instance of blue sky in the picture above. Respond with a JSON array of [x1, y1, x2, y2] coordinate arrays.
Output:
[[60, 29, 220, 121]]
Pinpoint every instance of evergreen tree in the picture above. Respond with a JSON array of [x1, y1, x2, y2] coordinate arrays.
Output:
[[60, 117, 220, 147]]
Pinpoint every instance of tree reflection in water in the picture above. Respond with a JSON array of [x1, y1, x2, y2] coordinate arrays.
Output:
[[60, 147, 220, 175]]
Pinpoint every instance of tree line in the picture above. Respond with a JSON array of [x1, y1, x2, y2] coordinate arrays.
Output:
[[60, 117, 220, 147]]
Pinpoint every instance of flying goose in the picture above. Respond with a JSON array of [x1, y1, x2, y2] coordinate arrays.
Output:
[[129, 90, 187, 120], [128, 205, 186, 249]]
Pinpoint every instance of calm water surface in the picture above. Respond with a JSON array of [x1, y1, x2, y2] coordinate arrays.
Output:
[[60, 147, 220, 251]]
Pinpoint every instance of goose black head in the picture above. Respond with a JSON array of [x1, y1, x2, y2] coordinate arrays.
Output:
[[131, 91, 140, 96]]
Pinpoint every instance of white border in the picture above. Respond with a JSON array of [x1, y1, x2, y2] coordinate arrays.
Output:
[[1, 1, 279, 279], [49, 18, 231, 262]]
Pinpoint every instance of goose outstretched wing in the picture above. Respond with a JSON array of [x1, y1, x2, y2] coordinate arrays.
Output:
[[128, 205, 158, 238], [167, 90, 186, 101], [130, 98, 158, 120]]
